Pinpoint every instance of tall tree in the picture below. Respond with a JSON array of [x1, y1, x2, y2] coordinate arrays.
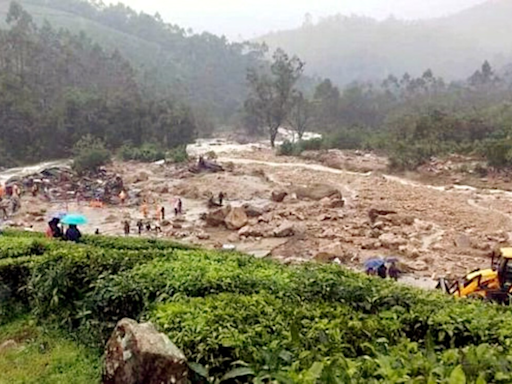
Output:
[[288, 91, 312, 140], [245, 49, 304, 147]]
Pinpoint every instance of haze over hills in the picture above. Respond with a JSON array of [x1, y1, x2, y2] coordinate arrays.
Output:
[[258, 0, 512, 85], [0, 0, 266, 123]]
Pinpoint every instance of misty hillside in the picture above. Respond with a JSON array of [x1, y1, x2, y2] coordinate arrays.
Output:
[[258, 0, 512, 85], [0, 0, 266, 122]]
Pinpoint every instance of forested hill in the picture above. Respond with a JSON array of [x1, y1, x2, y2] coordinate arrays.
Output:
[[1, 0, 267, 123], [258, 0, 512, 86]]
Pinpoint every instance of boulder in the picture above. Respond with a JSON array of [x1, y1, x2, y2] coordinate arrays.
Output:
[[103, 318, 187, 384], [242, 204, 264, 218], [379, 233, 407, 250], [238, 225, 266, 238], [271, 191, 288, 203], [225, 207, 248, 230], [294, 184, 342, 201], [314, 243, 346, 263], [203, 206, 231, 227], [320, 197, 345, 209], [274, 221, 295, 238]]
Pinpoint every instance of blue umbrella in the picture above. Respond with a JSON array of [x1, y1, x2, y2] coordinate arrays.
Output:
[[61, 214, 88, 225], [364, 258, 385, 271]]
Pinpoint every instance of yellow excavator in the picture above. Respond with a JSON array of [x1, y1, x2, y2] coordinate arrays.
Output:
[[437, 248, 512, 304]]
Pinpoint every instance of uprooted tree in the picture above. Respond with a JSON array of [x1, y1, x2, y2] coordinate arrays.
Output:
[[245, 49, 304, 147]]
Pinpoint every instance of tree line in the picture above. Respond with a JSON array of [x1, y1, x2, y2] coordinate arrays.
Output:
[[21, 0, 268, 125], [0, 2, 196, 166], [245, 53, 512, 170]]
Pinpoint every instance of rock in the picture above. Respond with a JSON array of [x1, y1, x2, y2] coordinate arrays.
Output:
[[248, 250, 271, 259], [410, 260, 429, 272], [137, 172, 150, 183], [379, 233, 407, 250], [242, 204, 264, 218], [368, 208, 397, 224], [196, 232, 210, 240], [271, 191, 288, 203], [455, 234, 471, 249], [315, 243, 346, 263], [225, 207, 248, 230], [104, 215, 118, 224], [294, 184, 342, 201], [103, 318, 187, 384], [227, 233, 240, 243], [0, 340, 17, 353], [399, 245, 420, 259], [320, 197, 345, 209], [161, 220, 171, 227], [238, 225, 265, 238], [274, 221, 295, 238], [203, 206, 231, 227]]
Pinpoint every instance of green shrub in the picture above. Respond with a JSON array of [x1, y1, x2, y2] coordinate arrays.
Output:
[[482, 138, 512, 168], [72, 135, 111, 174], [167, 145, 189, 163], [278, 140, 302, 156], [298, 137, 324, 151], [118, 143, 166, 162], [6, 231, 512, 382]]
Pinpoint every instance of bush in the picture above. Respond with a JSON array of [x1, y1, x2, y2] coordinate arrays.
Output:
[[298, 137, 324, 151], [482, 138, 512, 168], [167, 146, 189, 163], [118, 143, 165, 162], [7, 231, 512, 382], [72, 135, 111, 174]]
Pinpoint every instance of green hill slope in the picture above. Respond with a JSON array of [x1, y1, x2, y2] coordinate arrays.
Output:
[[1, 0, 265, 123]]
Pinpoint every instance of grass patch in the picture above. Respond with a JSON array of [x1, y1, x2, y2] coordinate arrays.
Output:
[[0, 316, 100, 384]]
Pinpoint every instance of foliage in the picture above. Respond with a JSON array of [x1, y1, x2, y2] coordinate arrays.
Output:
[[72, 135, 111, 174], [167, 146, 189, 164], [278, 140, 297, 156], [0, 316, 100, 383], [118, 143, 165, 163], [0, 2, 198, 166], [245, 49, 305, 147], [8, 0, 268, 126], [7, 231, 512, 382]]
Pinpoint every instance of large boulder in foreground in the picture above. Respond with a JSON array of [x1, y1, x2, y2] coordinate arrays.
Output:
[[103, 318, 187, 384], [293, 184, 341, 201]]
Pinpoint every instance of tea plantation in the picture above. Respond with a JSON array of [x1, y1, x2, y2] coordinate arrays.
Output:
[[1, 230, 512, 383]]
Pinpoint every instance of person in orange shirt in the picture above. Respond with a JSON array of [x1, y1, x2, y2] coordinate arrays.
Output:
[[141, 201, 149, 218], [0, 184, 5, 199]]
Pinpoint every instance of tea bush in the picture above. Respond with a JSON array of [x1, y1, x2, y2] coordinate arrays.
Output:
[[4, 231, 512, 382]]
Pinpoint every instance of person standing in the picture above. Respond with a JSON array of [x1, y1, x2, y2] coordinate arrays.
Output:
[[141, 201, 149, 219], [119, 190, 127, 205], [123, 220, 130, 236], [219, 192, 225, 206], [137, 219, 143, 236], [160, 206, 165, 221]]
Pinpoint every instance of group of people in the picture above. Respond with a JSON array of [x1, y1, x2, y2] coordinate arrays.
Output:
[[365, 258, 401, 280], [46, 218, 82, 242]]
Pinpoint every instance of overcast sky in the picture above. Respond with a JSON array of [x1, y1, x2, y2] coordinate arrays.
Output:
[[109, 0, 488, 40]]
